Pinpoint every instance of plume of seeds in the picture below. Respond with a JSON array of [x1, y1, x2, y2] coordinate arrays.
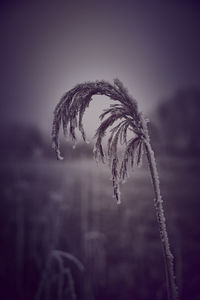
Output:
[[51, 78, 178, 300], [52, 79, 145, 204]]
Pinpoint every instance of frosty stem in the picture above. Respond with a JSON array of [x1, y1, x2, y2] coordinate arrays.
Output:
[[144, 140, 178, 300]]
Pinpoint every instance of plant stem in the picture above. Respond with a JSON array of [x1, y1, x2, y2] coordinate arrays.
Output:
[[144, 140, 178, 300]]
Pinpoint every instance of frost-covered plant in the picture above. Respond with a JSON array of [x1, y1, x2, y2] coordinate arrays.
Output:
[[51, 79, 178, 300], [35, 250, 84, 300]]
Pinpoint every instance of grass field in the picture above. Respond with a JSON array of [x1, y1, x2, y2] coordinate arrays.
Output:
[[0, 155, 200, 300]]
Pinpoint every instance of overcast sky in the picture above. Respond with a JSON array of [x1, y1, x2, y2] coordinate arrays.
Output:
[[1, 0, 200, 137]]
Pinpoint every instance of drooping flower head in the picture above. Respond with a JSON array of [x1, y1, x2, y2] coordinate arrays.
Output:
[[52, 79, 148, 203]]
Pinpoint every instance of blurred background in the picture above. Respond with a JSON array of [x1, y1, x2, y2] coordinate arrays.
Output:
[[0, 0, 200, 299]]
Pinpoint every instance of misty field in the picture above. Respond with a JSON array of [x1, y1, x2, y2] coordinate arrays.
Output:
[[1, 156, 200, 300]]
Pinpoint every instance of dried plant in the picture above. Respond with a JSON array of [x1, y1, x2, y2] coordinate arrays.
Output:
[[35, 250, 84, 300], [51, 79, 178, 300]]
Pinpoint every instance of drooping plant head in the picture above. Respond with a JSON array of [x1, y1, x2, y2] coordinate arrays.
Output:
[[52, 79, 149, 203]]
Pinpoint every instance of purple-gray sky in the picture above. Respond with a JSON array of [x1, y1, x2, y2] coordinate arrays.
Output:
[[1, 0, 200, 136]]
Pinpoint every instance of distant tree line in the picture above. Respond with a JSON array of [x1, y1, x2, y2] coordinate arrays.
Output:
[[151, 86, 200, 155], [0, 123, 92, 161]]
